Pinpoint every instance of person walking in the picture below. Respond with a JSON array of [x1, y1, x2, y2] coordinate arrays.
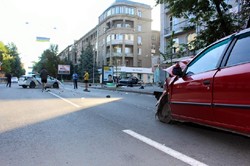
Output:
[[6, 73, 12, 87], [40, 67, 48, 92], [72, 72, 78, 89], [83, 71, 90, 92]]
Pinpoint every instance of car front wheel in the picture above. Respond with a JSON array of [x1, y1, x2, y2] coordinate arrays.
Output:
[[29, 81, 36, 88], [53, 82, 59, 88], [156, 95, 172, 123], [157, 102, 172, 123]]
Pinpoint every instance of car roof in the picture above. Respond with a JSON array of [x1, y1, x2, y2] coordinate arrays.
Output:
[[20, 74, 35, 77]]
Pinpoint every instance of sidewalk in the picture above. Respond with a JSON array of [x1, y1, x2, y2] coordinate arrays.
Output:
[[63, 82, 163, 95], [92, 83, 163, 95]]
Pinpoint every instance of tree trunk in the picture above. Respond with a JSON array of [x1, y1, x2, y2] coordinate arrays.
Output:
[[213, 0, 230, 35]]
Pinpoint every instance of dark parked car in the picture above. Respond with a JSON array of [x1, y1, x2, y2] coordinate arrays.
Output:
[[117, 76, 141, 87], [155, 28, 250, 136]]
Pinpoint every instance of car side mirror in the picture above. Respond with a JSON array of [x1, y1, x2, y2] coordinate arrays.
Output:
[[172, 66, 183, 77]]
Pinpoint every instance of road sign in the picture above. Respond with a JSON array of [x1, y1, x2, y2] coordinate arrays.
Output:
[[58, 65, 70, 75]]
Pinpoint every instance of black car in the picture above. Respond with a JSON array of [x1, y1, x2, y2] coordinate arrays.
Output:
[[117, 76, 141, 87]]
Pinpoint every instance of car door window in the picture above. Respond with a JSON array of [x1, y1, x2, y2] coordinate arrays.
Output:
[[226, 32, 250, 66], [186, 39, 230, 75]]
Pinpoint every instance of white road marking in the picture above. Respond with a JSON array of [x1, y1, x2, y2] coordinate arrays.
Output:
[[123, 129, 208, 166], [49, 92, 80, 108]]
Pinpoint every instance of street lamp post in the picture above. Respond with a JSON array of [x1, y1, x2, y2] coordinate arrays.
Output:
[[92, 50, 95, 84]]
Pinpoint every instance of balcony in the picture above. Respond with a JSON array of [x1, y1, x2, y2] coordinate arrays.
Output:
[[125, 53, 133, 57], [112, 53, 123, 57], [106, 39, 123, 45], [105, 52, 133, 57], [106, 53, 122, 57], [164, 20, 194, 37]]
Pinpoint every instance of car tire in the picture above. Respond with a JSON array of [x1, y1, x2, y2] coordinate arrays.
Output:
[[53, 82, 59, 88], [22, 85, 27, 88], [29, 81, 36, 88], [156, 95, 172, 123]]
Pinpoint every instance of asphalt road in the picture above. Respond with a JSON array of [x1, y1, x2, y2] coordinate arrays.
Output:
[[0, 83, 250, 166]]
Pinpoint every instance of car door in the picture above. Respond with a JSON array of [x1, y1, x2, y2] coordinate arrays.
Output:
[[170, 38, 231, 122], [213, 31, 250, 134]]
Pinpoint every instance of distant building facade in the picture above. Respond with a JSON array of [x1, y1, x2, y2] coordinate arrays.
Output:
[[58, 0, 160, 83], [97, 0, 153, 68]]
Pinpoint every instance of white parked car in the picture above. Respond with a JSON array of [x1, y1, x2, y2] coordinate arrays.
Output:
[[18, 74, 60, 89], [11, 77, 18, 83]]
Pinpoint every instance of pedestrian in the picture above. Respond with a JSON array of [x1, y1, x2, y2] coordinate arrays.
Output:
[[83, 71, 90, 92], [72, 72, 78, 89], [40, 67, 48, 92], [5, 73, 12, 87]]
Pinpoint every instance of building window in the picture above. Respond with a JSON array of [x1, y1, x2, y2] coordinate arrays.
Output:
[[170, 16, 173, 31], [117, 34, 123, 40], [111, 8, 115, 15], [107, 9, 111, 17], [120, 6, 123, 13], [138, 60, 142, 67], [111, 34, 123, 40], [125, 7, 129, 14], [117, 59, 122, 66], [125, 34, 134, 41], [116, 7, 120, 14], [138, 36, 142, 45], [116, 24, 122, 28], [114, 45, 122, 54], [138, 48, 142, 55], [173, 38, 179, 53], [99, 6, 136, 24], [125, 23, 131, 28], [107, 35, 111, 42], [125, 46, 133, 54], [138, 25, 142, 32], [137, 9, 142, 17]]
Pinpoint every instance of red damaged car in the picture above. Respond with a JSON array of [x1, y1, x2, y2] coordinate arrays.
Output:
[[156, 28, 250, 136]]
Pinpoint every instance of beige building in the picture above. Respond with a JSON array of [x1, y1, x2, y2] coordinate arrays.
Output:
[[97, 0, 154, 68], [58, 0, 160, 83]]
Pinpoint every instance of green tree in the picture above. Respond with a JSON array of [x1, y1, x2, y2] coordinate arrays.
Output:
[[6, 43, 25, 77], [0, 42, 25, 76], [33, 44, 60, 78], [160, 31, 176, 64], [156, 0, 249, 49], [78, 43, 99, 83], [0, 41, 8, 66]]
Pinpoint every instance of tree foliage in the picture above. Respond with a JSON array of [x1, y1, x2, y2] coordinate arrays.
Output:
[[160, 31, 175, 63], [156, 0, 250, 49], [78, 43, 99, 83], [33, 44, 61, 78], [0, 41, 25, 77]]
